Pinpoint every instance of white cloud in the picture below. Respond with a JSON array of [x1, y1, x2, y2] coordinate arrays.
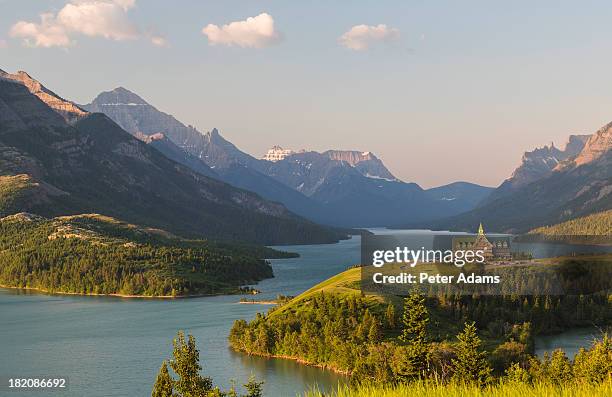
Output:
[[57, 0, 139, 40], [0, 39, 7, 48], [338, 24, 400, 51], [9, 0, 152, 48], [202, 13, 280, 48], [10, 13, 72, 48]]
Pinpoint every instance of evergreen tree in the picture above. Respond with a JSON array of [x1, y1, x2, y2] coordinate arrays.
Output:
[[548, 349, 573, 384], [384, 303, 396, 328], [170, 331, 213, 397], [243, 375, 264, 397], [573, 334, 612, 384], [400, 291, 428, 343], [368, 321, 381, 343], [152, 361, 174, 397], [398, 290, 430, 378], [505, 362, 530, 384], [451, 322, 492, 386]]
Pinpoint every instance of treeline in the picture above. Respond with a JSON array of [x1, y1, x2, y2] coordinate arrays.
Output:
[[229, 291, 611, 385], [528, 210, 612, 236], [0, 214, 274, 296]]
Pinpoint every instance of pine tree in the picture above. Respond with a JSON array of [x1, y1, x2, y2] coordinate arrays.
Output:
[[573, 334, 612, 384], [384, 303, 396, 328], [398, 290, 430, 378], [151, 361, 174, 397], [400, 291, 428, 343], [170, 331, 213, 397], [451, 322, 492, 386], [243, 375, 264, 397], [368, 320, 382, 343], [548, 349, 573, 384], [505, 362, 530, 384]]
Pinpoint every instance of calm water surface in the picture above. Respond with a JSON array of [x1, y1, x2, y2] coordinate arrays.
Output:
[[1, 229, 603, 396], [0, 235, 362, 397], [535, 327, 605, 359]]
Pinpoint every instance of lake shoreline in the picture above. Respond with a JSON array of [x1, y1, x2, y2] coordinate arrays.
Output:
[[0, 284, 250, 299], [239, 350, 352, 376], [238, 300, 278, 305]]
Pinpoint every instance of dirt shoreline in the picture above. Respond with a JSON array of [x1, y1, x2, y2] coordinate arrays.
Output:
[[238, 300, 278, 305], [236, 350, 352, 376]]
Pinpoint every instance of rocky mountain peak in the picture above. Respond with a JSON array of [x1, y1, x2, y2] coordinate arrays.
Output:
[[203, 128, 223, 143], [322, 150, 397, 181], [0, 69, 87, 124], [324, 150, 378, 164], [509, 134, 590, 183], [572, 121, 612, 167], [481, 133, 591, 205], [564, 134, 591, 155], [89, 87, 150, 106]]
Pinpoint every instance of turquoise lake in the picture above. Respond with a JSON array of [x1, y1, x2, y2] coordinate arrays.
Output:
[[0, 229, 603, 396]]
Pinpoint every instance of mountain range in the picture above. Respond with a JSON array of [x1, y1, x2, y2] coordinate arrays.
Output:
[[84, 87, 492, 227], [6, 68, 602, 235], [482, 135, 590, 204], [422, 124, 611, 232], [0, 69, 348, 244]]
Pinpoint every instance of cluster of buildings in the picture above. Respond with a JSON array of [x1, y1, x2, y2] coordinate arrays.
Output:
[[452, 223, 512, 262]]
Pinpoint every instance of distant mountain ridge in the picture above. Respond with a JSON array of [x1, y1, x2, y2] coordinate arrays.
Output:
[[321, 150, 397, 181], [83, 89, 330, 223], [0, 69, 87, 124], [252, 149, 487, 227], [0, 72, 347, 244], [483, 135, 589, 204], [85, 87, 494, 227], [425, 182, 493, 209], [424, 123, 612, 233]]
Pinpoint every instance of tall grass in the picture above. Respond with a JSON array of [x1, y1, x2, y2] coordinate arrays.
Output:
[[304, 381, 612, 397]]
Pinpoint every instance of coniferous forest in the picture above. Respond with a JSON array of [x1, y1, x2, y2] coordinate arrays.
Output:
[[228, 268, 612, 395], [0, 213, 286, 296]]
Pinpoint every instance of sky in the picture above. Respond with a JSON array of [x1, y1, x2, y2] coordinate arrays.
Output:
[[2, 0, 612, 188]]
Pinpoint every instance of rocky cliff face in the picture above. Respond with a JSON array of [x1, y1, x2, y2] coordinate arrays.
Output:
[[0, 69, 87, 124], [133, 132, 218, 178], [84, 88, 257, 169], [323, 150, 397, 181], [483, 134, 589, 203], [84, 87, 185, 138], [427, 123, 611, 233], [572, 122, 612, 167]]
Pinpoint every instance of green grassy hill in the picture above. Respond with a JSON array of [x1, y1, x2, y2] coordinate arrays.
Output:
[[229, 262, 611, 380]]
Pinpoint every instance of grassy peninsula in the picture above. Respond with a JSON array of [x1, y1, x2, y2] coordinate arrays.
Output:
[[229, 265, 611, 393], [0, 212, 292, 297]]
